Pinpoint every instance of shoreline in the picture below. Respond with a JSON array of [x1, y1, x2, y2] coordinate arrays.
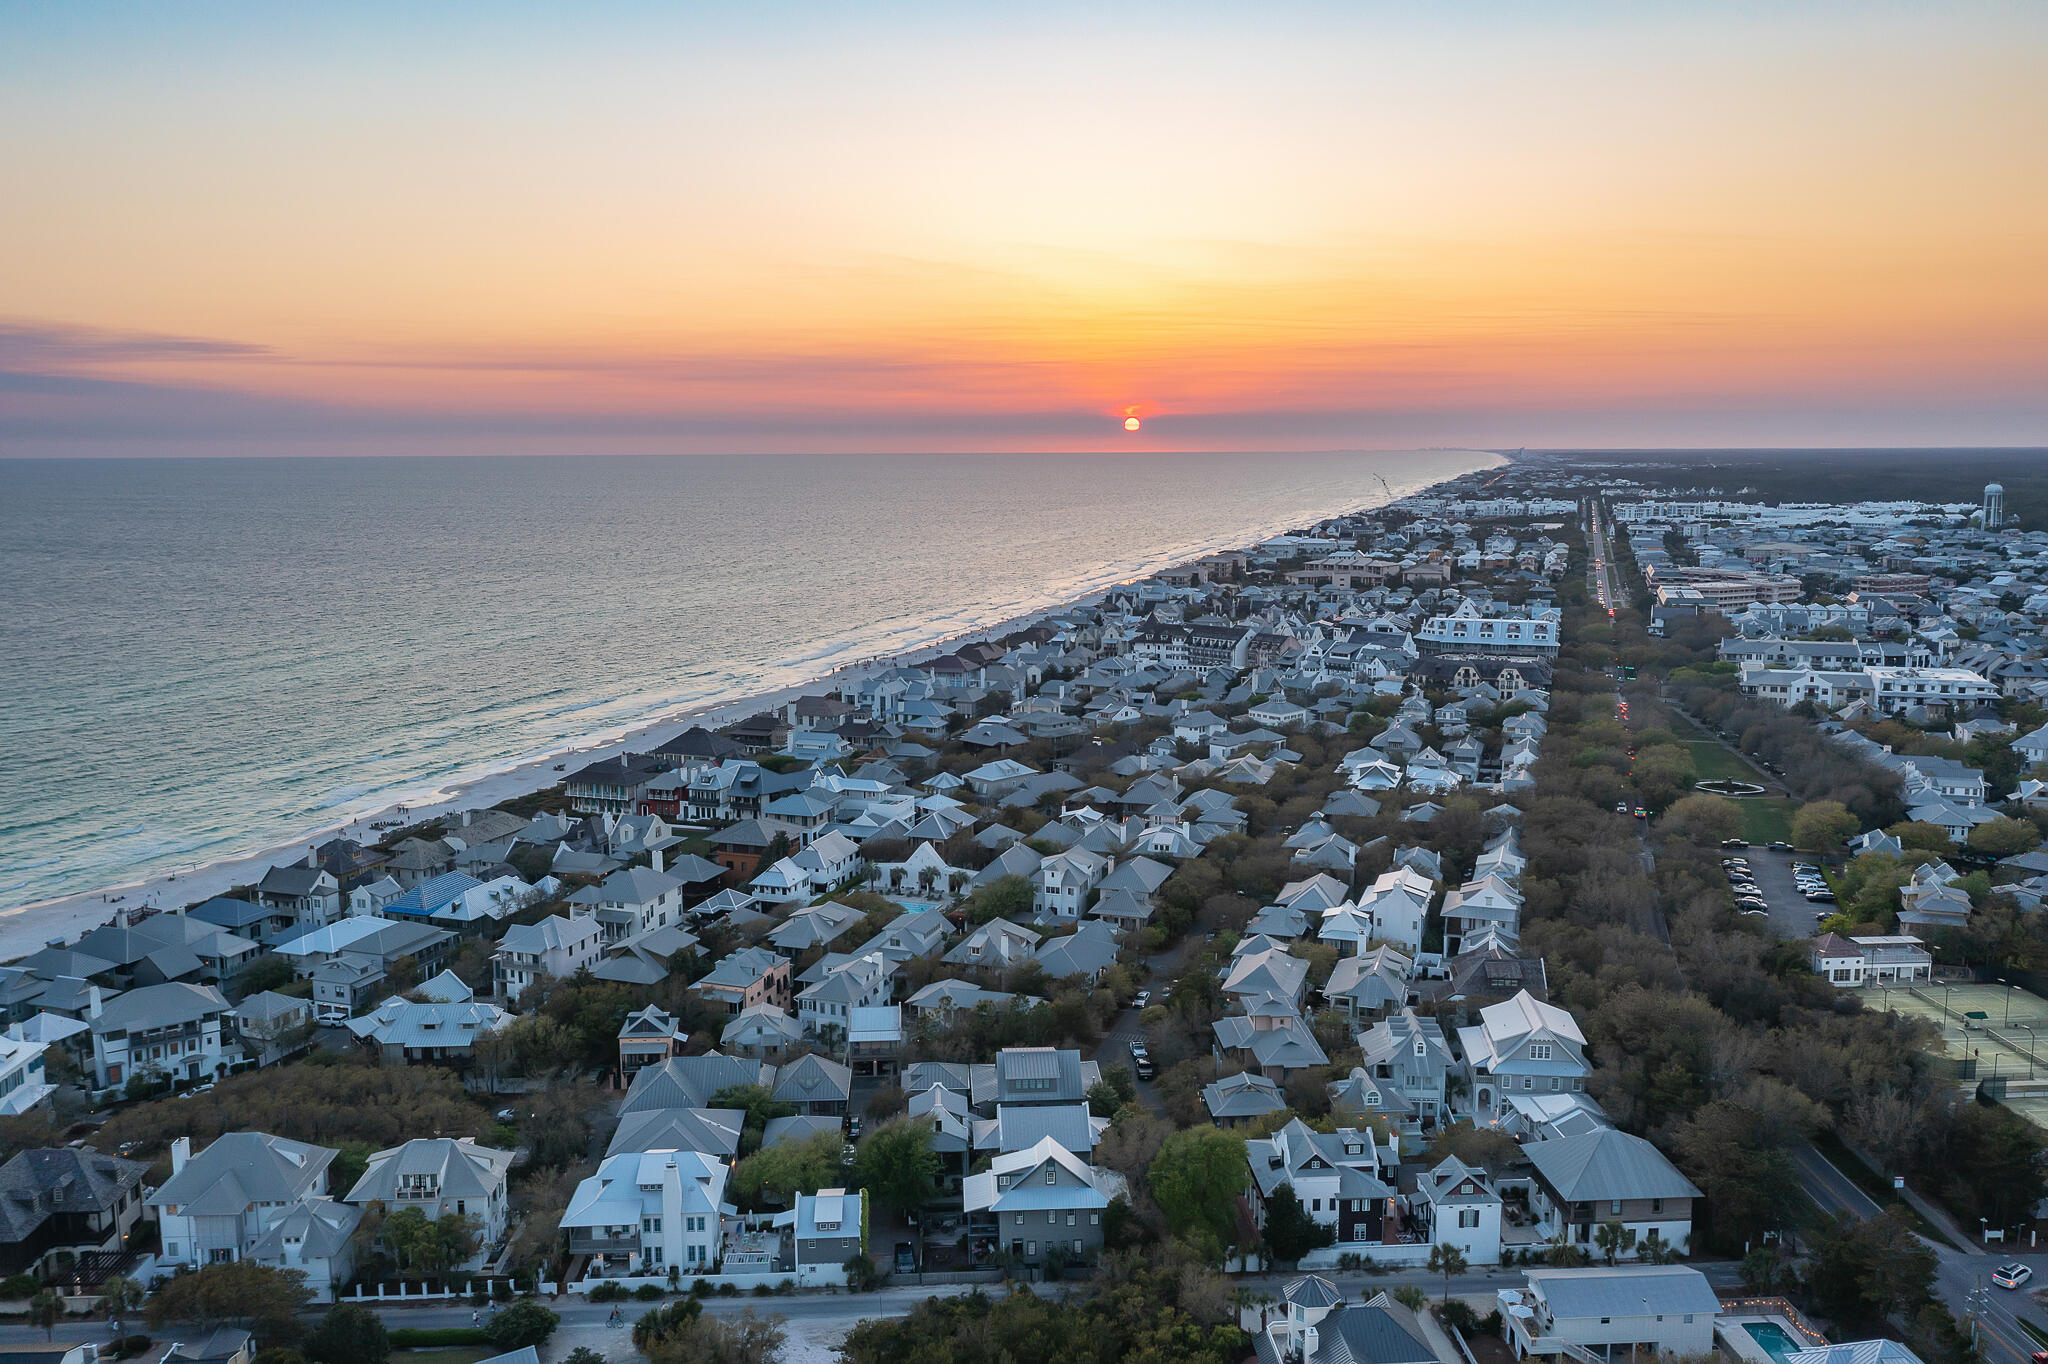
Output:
[[0, 451, 1501, 961]]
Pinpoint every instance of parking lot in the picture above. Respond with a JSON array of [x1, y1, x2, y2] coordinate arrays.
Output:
[[1721, 842, 1834, 940]]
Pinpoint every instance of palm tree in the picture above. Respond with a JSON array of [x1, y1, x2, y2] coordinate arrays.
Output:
[[1427, 1242, 1468, 1304], [1594, 1220, 1626, 1265], [100, 1276, 144, 1335]]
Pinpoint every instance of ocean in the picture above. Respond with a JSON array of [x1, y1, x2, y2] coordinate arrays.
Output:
[[0, 448, 1497, 911]]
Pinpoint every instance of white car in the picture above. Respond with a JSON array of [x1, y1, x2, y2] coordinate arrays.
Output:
[[1993, 1263, 2032, 1289]]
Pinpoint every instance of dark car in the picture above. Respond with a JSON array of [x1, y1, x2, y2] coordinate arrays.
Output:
[[1134, 1055, 1156, 1080], [895, 1241, 917, 1274], [1767, 841, 1795, 853], [1721, 838, 1749, 850], [845, 1117, 862, 1140]]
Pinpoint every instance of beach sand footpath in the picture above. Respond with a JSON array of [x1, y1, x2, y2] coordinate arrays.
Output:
[[0, 596, 1088, 963]]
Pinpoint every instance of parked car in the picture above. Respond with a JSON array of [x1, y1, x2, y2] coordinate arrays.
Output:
[[1993, 1263, 2032, 1289], [1721, 839, 1749, 849], [1767, 841, 1795, 852], [1134, 1055, 1156, 1080], [845, 1117, 862, 1140], [1806, 890, 1837, 903], [895, 1241, 918, 1274]]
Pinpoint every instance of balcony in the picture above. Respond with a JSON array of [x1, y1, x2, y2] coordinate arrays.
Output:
[[567, 1231, 641, 1256]]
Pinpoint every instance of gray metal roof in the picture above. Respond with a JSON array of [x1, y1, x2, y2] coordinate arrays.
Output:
[[1524, 1129, 1702, 1203], [1529, 1266, 1721, 1320]]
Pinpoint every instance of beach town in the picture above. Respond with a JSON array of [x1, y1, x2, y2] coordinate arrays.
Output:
[[1, 458, 2047, 1364]]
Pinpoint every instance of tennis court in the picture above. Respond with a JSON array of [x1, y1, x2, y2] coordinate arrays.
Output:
[[1858, 982, 2048, 1082]]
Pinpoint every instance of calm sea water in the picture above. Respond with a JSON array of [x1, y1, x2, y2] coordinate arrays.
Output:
[[0, 449, 1496, 906]]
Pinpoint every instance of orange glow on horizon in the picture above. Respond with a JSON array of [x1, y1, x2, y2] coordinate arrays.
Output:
[[3, 5, 2046, 450]]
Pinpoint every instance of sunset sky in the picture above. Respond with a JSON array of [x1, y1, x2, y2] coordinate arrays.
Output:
[[4, 2, 2045, 454]]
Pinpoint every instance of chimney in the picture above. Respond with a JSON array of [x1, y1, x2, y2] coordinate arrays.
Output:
[[652, 848, 664, 874], [1302, 1326, 1319, 1363], [86, 985, 103, 1020], [171, 1136, 191, 1174]]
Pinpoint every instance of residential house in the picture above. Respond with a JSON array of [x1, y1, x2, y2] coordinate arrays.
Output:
[[1033, 921, 1121, 984], [1355, 868, 1435, 954], [1457, 990, 1590, 1124], [493, 915, 602, 1005], [86, 983, 230, 1091], [788, 1187, 865, 1286], [796, 953, 892, 1039], [344, 998, 511, 1066], [1035, 849, 1109, 920], [233, 991, 313, 1067], [1252, 1277, 1435, 1364], [1246, 1118, 1397, 1246], [1323, 947, 1412, 1022], [1408, 1156, 1502, 1265], [256, 864, 342, 934], [0, 1148, 148, 1277], [616, 1006, 683, 1078], [1202, 1071, 1289, 1129], [1500, 1266, 1718, 1361], [1439, 876, 1523, 956], [1353, 1008, 1453, 1130], [771, 1053, 854, 1116], [943, 918, 1042, 982], [693, 947, 792, 1016], [152, 1132, 335, 1273], [343, 1138, 514, 1266], [962, 1136, 1117, 1267], [721, 1004, 804, 1060], [1523, 1129, 1700, 1255], [561, 1149, 727, 1277]]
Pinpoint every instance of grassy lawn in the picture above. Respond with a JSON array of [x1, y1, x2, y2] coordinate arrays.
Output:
[[1683, 741, 1752, 784], [392, 1350, 492, 1364], [1738, 798, 1796, 845]]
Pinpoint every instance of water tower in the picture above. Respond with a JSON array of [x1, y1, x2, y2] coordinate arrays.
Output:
[[1984, 482, 2006, 529]]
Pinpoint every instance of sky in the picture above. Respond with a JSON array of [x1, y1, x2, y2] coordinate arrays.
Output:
[[2, 2, 2045, 455]]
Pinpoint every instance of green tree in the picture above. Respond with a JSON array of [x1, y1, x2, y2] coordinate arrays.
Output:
[[1670, 1101, 1803, 1253], [1428, 1242, 1468, 1302], [100, 1275, 145, 1334], [1148, 1127, 1249, 1255], [1661, 794, 1742, 846], [963, 875, 1034, 925], [1889, 821, 1956, 853], [1593, 1220, 1627, 1265], [146, 1262, 314, 1338], [1969, 816, 2042, 859], [1392, 1284, 1428, 1313], [1792, 800, 1860, 851], [305, 1303, 390, 1364], [854, 1118, 940, 1230], [1942, 1101, 2048, 1230], [561, 1350, 607, 1364], [482, 1300, 560, 1350], [709, 1084, 797, 1157], [731, 1128, 847, 1207], [28, 1291, 61, 1341], [1808, 1210, 1937, 1334], [1260, 1184, 1334, 1265]]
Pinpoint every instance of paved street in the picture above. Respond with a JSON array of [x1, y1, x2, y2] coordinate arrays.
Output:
[[1792, 1141, 2048, 1364]]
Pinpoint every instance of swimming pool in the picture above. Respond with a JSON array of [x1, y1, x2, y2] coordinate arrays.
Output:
[[1744, 1321, 1804, 1363]]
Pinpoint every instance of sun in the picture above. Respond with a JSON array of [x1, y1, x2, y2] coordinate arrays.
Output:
[[1124, 416, 1141, 432]]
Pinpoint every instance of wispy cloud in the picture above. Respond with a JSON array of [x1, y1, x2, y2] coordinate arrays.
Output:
[[0, 318, 272, 368]]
